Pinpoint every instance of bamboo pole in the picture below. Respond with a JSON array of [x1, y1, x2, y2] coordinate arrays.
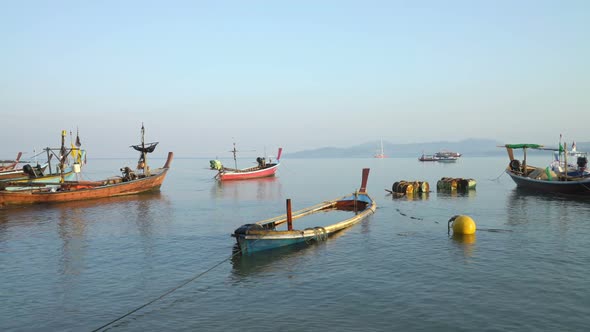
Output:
[[286, 199, 293, 231]]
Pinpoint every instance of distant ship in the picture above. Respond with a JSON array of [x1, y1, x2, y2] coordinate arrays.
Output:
[[419, 150, 460, 162], [374, 139, 386, 158], [435, 151, 462, 158]]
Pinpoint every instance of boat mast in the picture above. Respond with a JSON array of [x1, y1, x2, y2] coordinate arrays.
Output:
[[232, 142, 238, 169], [141, 123, 148, 175], [60, 130, 67, 183], [523, 147, 527, 175], [564, 142, 568, 181]]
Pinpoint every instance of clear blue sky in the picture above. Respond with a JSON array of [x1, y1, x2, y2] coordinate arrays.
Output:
[[1, 0, 588, 158]]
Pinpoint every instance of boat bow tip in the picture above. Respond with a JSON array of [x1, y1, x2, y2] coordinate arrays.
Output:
[[360, 168, 370, 193], [164, 152, 174, 169]]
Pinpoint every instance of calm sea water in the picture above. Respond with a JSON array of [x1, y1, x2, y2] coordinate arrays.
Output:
[[2, 156, 589, 331]]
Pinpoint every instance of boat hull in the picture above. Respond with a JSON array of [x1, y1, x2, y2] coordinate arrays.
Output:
[[506, 170, 590, 195], [0, 152, 173, 207], [218, 163, 279, 181]]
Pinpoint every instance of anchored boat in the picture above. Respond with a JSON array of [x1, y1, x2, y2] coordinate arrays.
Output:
[[210, 144, 282, 181], [0, 125, 173, 207], [503, 143, 590, 195], [232, 168, 376, 255]]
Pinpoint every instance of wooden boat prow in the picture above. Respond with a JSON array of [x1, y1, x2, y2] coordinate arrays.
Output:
[[232, 168, 376, 255]]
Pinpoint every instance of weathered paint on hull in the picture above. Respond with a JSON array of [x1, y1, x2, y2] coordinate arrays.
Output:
[[1, 165, 65, 183], [237, 236, 309, 254], [0, 152, 173, 207], [0, 170, 28, 181], [219, 163, 279, 181], [5, 171, 77, 190], [507, 171, 590, 195]]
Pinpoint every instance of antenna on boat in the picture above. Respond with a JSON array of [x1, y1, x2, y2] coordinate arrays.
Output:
[[231, 142, 238, 169], [141, 123, 148, 175]]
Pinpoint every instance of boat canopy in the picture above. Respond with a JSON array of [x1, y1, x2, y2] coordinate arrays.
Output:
[[505, 144, 543, 149]]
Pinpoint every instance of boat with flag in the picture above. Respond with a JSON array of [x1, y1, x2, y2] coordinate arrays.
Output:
[[0, 125, 173, 207], [210, 144, 282, 181], [503, 143, 590, 195], [0, 133, 86, 183], [232, 168, 376, 255]]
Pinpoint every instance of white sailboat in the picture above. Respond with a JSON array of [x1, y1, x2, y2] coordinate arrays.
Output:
[[374, 139, 386, 158]]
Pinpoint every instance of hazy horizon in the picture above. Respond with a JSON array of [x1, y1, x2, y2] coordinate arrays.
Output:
[[2, 1, 589, 158]]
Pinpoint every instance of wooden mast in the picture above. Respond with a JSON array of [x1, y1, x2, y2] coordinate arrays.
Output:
[[231, 142, 238, 169], [141, 124, 149, 175], [564, 141, 568, 182], [60, 130, 67, 183]]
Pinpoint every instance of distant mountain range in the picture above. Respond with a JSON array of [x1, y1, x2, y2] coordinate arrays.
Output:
[[285, 139, 590, 158]]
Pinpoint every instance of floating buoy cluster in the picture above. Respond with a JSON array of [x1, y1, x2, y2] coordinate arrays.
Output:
[[436, 177, 476, 191], [389, 180, 430, 195]]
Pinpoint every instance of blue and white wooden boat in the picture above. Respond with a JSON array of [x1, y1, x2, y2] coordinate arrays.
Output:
[[232, 168, 376, 255]]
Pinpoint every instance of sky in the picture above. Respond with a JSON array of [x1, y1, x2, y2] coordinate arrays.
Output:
[[1, 0, 589, 158]]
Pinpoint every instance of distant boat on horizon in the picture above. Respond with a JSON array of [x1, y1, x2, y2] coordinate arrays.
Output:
[[374, 139, 386, 158], [419, 152, 458, 162], [435, 150, 462, 158]]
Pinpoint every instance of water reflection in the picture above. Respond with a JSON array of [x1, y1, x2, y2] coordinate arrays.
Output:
[[450, 233, 477, 258], [389, 193, 430, 201], [210, 177, 283, 201], [436, 190, 476, 199], [504, 188, 589, 229], [230, 242, 313, 278], [52, 192, 168, 275], [58, 204, 87, 276]]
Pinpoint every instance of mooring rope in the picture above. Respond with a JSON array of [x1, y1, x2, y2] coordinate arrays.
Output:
[[395, 208, 513, 234], [490, 169, 506, 181], [91, 249, 242, 332], [395, 208, 424, 221]]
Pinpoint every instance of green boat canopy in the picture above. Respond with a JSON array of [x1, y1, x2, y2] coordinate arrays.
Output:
[[504, 144, 544, 149]]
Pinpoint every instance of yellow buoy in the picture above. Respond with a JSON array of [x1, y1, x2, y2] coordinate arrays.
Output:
[[450, 215, 476, 235]]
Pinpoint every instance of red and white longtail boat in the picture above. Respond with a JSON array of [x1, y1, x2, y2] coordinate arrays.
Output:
[[210, 145, 282, 181]]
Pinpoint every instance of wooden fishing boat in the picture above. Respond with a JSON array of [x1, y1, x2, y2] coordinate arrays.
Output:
[[503, 143, 590, 195], [0, 164, 47, 181], [210, 144, 282, 181], [232, 168, 376, 255], [0, 125, 173, 207], [1, 133, 87, 184]]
